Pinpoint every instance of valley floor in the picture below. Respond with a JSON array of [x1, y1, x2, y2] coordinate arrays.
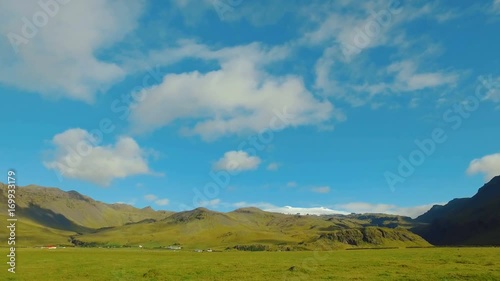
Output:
[[2, 247, 499, 281]]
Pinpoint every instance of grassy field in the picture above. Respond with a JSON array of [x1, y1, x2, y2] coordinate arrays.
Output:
[[1, 247, 499, 280]]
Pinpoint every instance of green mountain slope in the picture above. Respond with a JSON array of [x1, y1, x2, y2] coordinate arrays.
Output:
[[413, 175, 500, 245], [74, 207, 430, 250], [1, 183, 431, 249], [0, 183, 173, 245], [0, 211, 76, 247]]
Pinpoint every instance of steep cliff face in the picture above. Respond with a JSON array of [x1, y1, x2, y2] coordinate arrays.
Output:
[[318, 227, 430, 247], [413, 176, 500, 245]]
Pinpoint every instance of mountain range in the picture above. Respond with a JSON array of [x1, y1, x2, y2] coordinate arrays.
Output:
[[1, 176, 498, 250], [413, 175, 500, 246]]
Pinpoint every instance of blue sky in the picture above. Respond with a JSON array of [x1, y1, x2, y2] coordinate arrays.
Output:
[[1, 0, 499, 218]]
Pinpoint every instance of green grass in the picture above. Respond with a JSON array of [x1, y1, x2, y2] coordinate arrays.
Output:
[[1, 247, 499, 280]]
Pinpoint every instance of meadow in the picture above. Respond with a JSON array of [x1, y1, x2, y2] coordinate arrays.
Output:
[[1, 247, 499, 281]]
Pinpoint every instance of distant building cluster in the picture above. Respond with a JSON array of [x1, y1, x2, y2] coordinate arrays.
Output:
[[194, 248, 212, 252]]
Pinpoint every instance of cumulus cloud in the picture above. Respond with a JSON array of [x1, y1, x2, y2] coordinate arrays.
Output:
[[335, 202, 437, 218], [128, 43, 340, 140], [311, 186, 331, 193], [213, 150, 261, 172], [466, 153, 500, 181], [43, 128, 155, 186], [144, 194, 170, 206], [0, 0, 144, 102]]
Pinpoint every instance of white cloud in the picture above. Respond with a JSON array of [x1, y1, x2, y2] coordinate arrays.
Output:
[[266, 205, 349, 216], [0, 0, 144, 102], [492, 0, 500, 14], [43, 128, 154, 186], [335, 202, 437, 218], [213, 150, 261, 172], [302, 2, 460, 107], [155, 199, 170, 206], [266, 162, 279, 171], [301, 2, 437, 52], [233, 202, 348, 215], [171, 0, 292, 26], [386, 60, 459, 92], [435, 10, 461, 22], [144, 194, 169, 206], [128, 43, 340, 140], [115, 198, 137, 206], [466, 153, 500, 181], [339, 60, 460, 107], [232, 201, 276, 209], [199, 198, 221, 207], [481, 76, 500, 103], [144, 194, 158, 201], [286, 181, 297, 187], [231, 201, 436, 218], [311, 186, 331, 193]]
